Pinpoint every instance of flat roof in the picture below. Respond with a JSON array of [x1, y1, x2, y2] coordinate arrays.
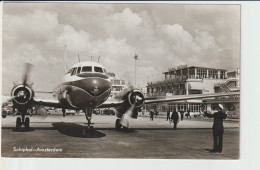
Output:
[[163, 65, 228, 74]]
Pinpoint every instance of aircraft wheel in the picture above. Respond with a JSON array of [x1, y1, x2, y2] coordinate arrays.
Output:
[[89, 126, 94, 136], [115, 119, 122, 131], [122, 126, 129, 132], [89, 126, 94, 130], [82, 126, 94, 137], [25, 117, 30, 129], [16, 117, 22, 129]]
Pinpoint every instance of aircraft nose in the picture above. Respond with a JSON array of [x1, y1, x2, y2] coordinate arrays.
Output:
[[85, 78, 111, 96]]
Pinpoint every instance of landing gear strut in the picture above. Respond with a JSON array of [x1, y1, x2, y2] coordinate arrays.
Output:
[[16, 110, 30, 130], [115, 119, 122, 131], [62, 108, 66, 117], [82, 107, 94, 137]]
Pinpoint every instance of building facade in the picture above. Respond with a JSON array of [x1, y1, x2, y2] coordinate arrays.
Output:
[[145, 65, 240, 117], [147, 65, 229, 97], [107, 72, 128, 97]]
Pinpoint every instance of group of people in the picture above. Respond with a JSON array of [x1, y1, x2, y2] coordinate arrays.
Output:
[[150, 104, 227, 153]]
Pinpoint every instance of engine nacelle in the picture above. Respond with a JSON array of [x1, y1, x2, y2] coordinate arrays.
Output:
[[128, 89, 145, 108], [11, 84, 34, 109], [114, 89, 145, 119]]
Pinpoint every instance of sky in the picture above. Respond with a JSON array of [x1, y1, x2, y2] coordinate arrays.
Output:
[[2, 2, 240, 94]]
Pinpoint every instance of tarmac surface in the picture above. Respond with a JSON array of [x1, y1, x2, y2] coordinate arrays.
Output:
[[1, 114, 239, 159]]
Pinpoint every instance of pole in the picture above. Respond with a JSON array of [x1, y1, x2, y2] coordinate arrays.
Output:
[[78, 54, 80, 63], [135, 59, 136, 87], [134, 54, 139, 88]]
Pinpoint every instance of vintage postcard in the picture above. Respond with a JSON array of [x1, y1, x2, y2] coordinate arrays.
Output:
[[1, 2, 240, 159]]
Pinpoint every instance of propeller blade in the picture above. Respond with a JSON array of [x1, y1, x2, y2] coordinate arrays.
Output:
[[22, 63, 33, 86], [120, 93, 143, 128], [120, 103, 136, 128]]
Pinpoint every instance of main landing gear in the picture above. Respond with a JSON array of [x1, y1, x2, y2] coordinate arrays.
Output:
[[115, 118, 129, 132], [16, 110, 30, 130], [82, 107, 94, 137]]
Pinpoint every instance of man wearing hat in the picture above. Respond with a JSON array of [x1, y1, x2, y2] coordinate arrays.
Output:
[[170, 108, 179, 130], [204, 104, 227, 153]]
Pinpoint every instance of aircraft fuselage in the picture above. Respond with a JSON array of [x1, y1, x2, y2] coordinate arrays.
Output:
[[54, 62, 112, 110]]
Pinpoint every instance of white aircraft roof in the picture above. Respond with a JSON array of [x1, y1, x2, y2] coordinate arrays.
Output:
[[70, 61, 105, 69]]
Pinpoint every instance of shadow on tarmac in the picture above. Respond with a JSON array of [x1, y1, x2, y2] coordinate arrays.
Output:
[[52, 122, 106, 138], [12, 128, 35, 132], [3, 126, 238, 131]]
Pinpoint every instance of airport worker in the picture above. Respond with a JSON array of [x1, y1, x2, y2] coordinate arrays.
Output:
[[171, 108, 179, 129], [186, 109, 191, 119], [150, 109, 154, 121], [154, 109, 158, 116], [179, 109, 184, 121], [166, 109, 171, 121], [204, 104, 227, 153]]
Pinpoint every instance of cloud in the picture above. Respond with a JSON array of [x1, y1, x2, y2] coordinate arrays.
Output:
[[2, 3, 240, 93], [109, 8, 143, 29]]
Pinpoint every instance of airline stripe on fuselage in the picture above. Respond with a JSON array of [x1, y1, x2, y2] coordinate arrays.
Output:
[[62, 77, 111, 97]]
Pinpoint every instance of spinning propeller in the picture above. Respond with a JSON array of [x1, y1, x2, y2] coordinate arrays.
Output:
[[8, 63, 34, 108], [120, 92, 144, 128], [22, 63, 33, 86]]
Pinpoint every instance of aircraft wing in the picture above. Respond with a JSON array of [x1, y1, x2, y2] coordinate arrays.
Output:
[[96, 91, 239, 109], [33, 97, 64, 108], [144, 92, 240, 104], [97, 99, 124, 108]]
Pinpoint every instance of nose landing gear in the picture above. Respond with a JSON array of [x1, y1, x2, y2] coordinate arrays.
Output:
[[82, 107, 94, 137], [16, 110, 30, 130]]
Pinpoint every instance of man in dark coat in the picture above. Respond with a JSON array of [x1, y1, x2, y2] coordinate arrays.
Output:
[[166, 109, 170, 121], [179, 109, 184, 121], [186, 109, 191, 119], [204, 104, 227, 153], [150, 109, 154, 121], [171, 108, 179, 129]]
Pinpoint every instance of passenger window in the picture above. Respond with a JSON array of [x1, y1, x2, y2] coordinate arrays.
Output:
[[82, 66, 92, 72], [71, 68, 77, 75], [94, 67, 103, 73], [77, 67, 81, 74]]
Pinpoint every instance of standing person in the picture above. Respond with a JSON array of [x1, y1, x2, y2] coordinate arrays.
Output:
[[171, 108, 179, 130], [150, 109, 154, 121], [180, 109, 184, 121], [154, 109, 158, 116], [186, 109, 191, 119], [166, 109, 170, 121], [204, 104, 227, 153]]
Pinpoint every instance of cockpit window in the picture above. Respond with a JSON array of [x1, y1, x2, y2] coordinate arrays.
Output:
[[94, 67, 103, 73], [103, 68, 107, 73], [71, 68, 77, 75], [77, 67, 81, 74], [82, 66, 92, 72]]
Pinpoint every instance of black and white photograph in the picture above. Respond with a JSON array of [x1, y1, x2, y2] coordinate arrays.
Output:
[[1, 2, 241, 160]]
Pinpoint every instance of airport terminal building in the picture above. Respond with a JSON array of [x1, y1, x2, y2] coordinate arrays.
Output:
[[107, 72, 128, 98], [145, 65, 240, 117]]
